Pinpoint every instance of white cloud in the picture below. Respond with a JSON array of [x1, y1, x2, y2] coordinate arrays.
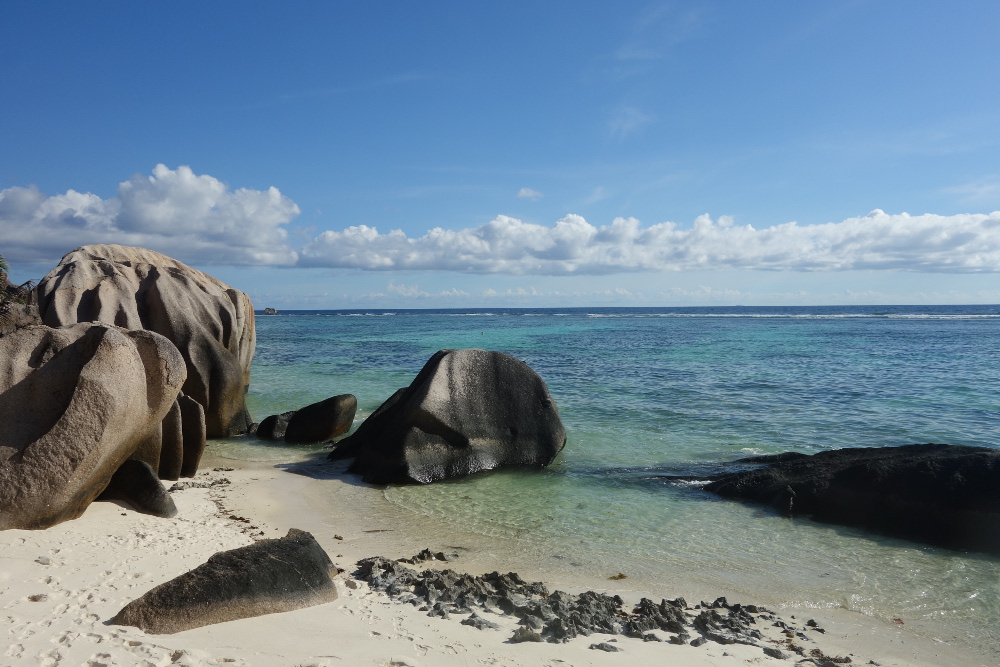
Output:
[[482, 287, 540, 297], [386, 281, 469, 299], [517, 187, 543, 201], [299, 209, 1000, 275], [0, 164, 299, 266], [7, 167, 1000, 281]]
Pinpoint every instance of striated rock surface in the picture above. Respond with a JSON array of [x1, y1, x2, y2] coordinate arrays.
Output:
[[35, 244, 256, 438], [112, 528, 338, 633], [329, 349, 565, 484], [703, 443, 1000, 554], [0, 323, 186, 529]]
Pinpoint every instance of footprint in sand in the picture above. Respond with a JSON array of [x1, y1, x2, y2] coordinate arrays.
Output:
[[50, 630, 77, 645], [5, 643, 24, 658], [36, 647, 61, 666], [84, 652, 112, 667]]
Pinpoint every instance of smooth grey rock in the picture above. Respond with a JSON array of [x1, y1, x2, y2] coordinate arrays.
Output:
[[329, 349, 565, 484], [112, 528, 337, 633]]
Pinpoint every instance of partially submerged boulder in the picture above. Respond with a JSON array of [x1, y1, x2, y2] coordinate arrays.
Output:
[[112, 528, 338, 633], [703, 444, 1000, 554], [257, 395, 357, 444], [329, 349, 566, 484], [35, 244, 256, 438], [255, 411, 296, 441], [0, 323, 186, 529], [285, 394, 357, 443]]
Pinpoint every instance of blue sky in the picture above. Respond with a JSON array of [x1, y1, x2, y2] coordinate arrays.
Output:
[[3, 1, 1000, 307]]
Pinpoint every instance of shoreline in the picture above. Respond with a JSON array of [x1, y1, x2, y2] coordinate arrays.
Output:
[[1, 454, 991, 666]]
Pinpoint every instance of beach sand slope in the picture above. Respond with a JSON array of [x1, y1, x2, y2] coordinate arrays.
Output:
[[0, 462, 988, 667]]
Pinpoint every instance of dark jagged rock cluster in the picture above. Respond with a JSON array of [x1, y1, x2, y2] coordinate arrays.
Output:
[[353, 555, 789, 654]]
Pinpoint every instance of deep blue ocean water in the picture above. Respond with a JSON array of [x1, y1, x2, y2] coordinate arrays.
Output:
[[213, 305, 1000, 654]]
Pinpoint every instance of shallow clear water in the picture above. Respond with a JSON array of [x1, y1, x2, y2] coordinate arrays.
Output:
[[214, 305, 1000, 654]]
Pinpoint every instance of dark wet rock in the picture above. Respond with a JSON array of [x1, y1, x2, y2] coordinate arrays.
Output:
[[461, 613, 499, 630], [284, 394, 357, 443], [328, 349, 566, 484], [167, 478, 230, 491], [763, 646, 787, 658], [352, 552, 873, 661], [692, 607, 763, 646], [256, 411, 296, 441], [627, 598, 687, 636], [98, 459, 177, 518], [399, 548, 459, 564], [112, 528, 337, 633], [590, 642, 620, 652], [356, 555, 659, 645], [703, 444, 1000, 554]]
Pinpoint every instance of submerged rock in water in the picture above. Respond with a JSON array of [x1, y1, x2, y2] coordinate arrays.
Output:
[[112, 528, 338, 633], [285, 394, 357, 443], [703, 443, 1000, 554], [256, 410, 296, 441], [328, 349, 566, 484]]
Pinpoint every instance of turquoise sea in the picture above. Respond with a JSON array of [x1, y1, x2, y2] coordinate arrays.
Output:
[[213, 306, 1000, 656]]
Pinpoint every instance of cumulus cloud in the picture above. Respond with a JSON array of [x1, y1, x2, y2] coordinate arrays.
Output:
[[7, 166, 1000, 279], [0, 164, 299, 266], [517, 187, 543, 201], [299, 209, 1000, 275]]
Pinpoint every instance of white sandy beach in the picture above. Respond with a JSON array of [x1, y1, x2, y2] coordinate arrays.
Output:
[[1, 456, 990, 667]]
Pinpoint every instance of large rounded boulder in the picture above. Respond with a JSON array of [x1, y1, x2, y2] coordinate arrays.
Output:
[[329, 349, 566, 483], [35, 244, 256, 437], [0, 323, 186, 529]]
